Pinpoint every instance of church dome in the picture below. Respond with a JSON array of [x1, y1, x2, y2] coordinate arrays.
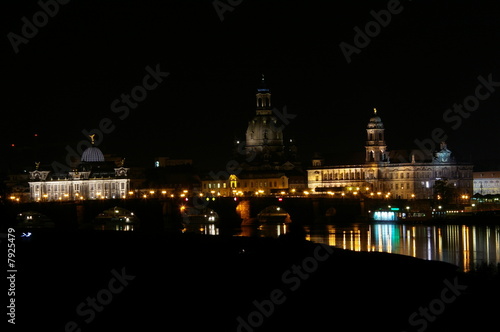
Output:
[[81, 146, 105, 163], [246, 115, 283, 147], [368, 115, 383, 127], [367, 108, 384, 129]]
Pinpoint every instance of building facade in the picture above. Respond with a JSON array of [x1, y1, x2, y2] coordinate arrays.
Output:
[[308, 110, 473, 199], [473, 171, 500, 195], [28, 142, 130, 201]]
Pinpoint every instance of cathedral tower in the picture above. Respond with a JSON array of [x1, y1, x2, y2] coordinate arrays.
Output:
[[365, 108, 388, 163], [245, 75, 284, 161]]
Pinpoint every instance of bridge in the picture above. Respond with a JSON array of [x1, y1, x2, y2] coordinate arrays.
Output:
[[0, 196, 431, 231]]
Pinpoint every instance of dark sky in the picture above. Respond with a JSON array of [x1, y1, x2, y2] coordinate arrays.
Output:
[[2, 0, 500, 172]]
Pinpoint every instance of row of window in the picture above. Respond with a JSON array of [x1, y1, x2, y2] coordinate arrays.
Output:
[[32, 182, 127, 192], [89, 183, 126, 190], [390, 183, 412, 190], [205, 180, 284, 189], [475, 180, 500, 185], [316, 170, 471, 182]]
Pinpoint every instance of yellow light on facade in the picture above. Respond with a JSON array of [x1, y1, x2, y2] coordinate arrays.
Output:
[[180, 194, 185, 197], [377, 192, 382, 195], [353, 191, 358, 195], [9, 196, 16, 200], [143, 194, 147, 198], [128, 191, 134, 195], [304, 191, 309, 195], [162, 190, 167, 194], [149, 190, 155, 194]]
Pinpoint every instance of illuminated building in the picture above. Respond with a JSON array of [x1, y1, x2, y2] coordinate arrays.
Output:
[[473, 171, 500, 195], [28, 138, 130, 201], [202, 75, 306, 195], [308, 109, 473, 199]]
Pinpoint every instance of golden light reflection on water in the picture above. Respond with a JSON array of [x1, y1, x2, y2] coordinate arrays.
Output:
[[306, 223, 500, 272], [179, 221, 499, 272]]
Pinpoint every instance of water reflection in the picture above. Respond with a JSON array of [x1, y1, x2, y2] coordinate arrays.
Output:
[[181, 221, 499, 271], [306, 223, 500, 272], [238, 224, 288, 238], [183, 223, 219, 235], [95, 223, 135, 231]]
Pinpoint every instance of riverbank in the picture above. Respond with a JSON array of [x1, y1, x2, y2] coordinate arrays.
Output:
[[12, 228, 499, 331]]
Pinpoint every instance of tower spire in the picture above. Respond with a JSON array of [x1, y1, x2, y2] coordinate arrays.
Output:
[[256, 74, 271, 114]]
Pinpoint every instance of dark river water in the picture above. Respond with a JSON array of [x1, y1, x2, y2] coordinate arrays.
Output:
[[184, 221, 500, 272]]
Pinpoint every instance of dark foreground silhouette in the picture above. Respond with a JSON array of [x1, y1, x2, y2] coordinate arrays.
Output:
[[12, 228, 499, 331]]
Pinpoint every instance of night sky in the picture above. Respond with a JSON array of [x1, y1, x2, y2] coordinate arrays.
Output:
[[2, 0, 500, 172]]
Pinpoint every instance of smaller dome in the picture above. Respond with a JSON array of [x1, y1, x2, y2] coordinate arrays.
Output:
[[81, 146, 105, 163], [368, 116, 384, 129]]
